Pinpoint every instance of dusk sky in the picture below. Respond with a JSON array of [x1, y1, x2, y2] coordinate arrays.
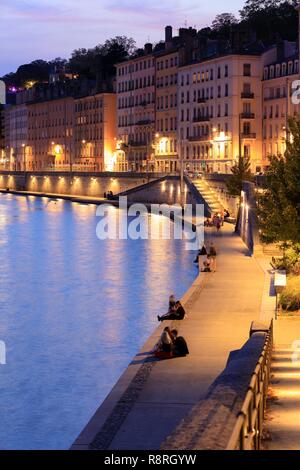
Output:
[[0, 0, 245, 76]]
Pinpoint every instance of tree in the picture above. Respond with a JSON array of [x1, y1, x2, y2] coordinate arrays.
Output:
[[239, 0, 298, 42], [240, 0, 295, 19], [212, 13, 238, 31], [226, 155, 253, 198], [257, 117, 300, 244]]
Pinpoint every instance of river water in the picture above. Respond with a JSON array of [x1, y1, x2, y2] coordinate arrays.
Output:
[[0, 194, 196, 449]]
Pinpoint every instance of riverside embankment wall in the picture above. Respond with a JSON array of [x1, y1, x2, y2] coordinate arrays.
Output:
[[0, 171, 161, 198]]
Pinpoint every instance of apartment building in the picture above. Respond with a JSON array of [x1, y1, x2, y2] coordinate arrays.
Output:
[[178, 54, 263, 174], [5, 103, 29, 170], [74, 93, 116, 171], [155, 46, 179, 173], [115, 44, 156, 171], [155, 26, 197, 173], [27, 97, 74, 171], [262, 42, 300, 165]]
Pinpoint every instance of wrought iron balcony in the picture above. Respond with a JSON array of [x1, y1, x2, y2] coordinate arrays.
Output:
[[241, 133, 256, 139], [193, 115, 210, 123], [189, 134, 210, 142], [240, 112, 255, 119], [241, 92, 254, 99]]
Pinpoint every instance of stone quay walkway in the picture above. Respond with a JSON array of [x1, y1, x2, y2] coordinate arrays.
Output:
[[72, 224, 267, 450], [264, 317, 300, 450]]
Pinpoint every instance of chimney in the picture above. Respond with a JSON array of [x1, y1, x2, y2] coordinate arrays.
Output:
[[144, 43, 153, 55], [165, 26, 173, 43]]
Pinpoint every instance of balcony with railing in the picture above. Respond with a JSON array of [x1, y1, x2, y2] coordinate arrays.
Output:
[[135, 119, 154, 126], [241, 132, 257, 139], [128, 140, 147, 147], [240, 112, 255, 119], [189, 134, 210, 142], [241, 92, 254, 99], [193, 115, 210, 123]]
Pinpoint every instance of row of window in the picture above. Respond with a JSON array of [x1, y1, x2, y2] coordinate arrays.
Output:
[[179, 63, 251, 87], [156, 117, 178, 132], [118, 58, 155, 76], [75, 100, 103, 111], [156, 94, 178, 110], [179, 104, 230, 122], [76, 114, 103, 124], [263, 103, 300, 119], [118, 94, 155, 109], [118, 76, 155, 93], [263, 60, 298, 80], [156, 74, 178, 88], [156, 56, 178, 71]]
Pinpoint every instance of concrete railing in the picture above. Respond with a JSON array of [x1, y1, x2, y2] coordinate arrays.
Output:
[[226, 320, 273, 450], [162, 322, 273, 451]]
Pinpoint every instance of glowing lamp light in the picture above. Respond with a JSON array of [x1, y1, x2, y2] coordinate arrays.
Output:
[[54, 145, 61, 155], [104, 149, 116, 172]]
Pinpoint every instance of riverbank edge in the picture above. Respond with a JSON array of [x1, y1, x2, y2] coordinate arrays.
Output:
[[0, 188, 198, 233], [70, 271, 208, 450]]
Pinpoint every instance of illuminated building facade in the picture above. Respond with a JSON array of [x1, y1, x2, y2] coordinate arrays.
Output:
[[74, 93, 116, 171], [155, 46, 179, 173], [178, 54, 263, 174], [115, 44, 156, 172], [5, 103, 29, 170], [27, 97, 74, 171], [262, 42, 300, 166]]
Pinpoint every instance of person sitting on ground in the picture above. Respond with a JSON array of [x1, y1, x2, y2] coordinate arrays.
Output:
[[209, 241, 217, 271], [171, 329, 189, 357], [193, 244, 207, 264], [169, 294, 176, 311], [202, 257, 212, 272], [158, 327, 173, 352], [158, 301, 186, 322], [224, 209, 230, 219]]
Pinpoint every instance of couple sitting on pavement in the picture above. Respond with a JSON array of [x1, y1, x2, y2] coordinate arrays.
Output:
[[193, 242, 217, 272], [157, 295, 186, 322], [155, 327, 189, 357]]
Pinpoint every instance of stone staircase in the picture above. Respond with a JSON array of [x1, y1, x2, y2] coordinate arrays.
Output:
[[192, 178, 224, 215]]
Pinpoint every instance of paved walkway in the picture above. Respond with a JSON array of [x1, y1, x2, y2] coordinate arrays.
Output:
[[72, 224, 267, 450], [264, 317, 300, 450]]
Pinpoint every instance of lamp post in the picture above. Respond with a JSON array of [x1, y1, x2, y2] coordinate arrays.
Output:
[[22, 143, 26, 172]]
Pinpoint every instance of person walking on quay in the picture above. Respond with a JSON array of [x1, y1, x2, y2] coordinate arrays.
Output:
[[209, 241, 217, 272]]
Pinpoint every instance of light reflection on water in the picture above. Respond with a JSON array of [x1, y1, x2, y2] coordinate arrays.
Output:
[[0, 194, 196, 449]]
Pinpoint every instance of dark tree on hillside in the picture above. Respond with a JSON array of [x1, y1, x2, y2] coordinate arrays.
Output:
[[68, 36, 136, 79], [212, 13, 238, 31], [240, 0, 296, 19], [257, 118, 300, 244], [240, 0, 298, 42]]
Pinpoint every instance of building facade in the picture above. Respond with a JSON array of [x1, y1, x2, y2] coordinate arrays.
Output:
[[115, 44, 156, 172], [5, 103, 28, 170], [27, 97, 74, 171], [178, 54, 263, 174], [74, 93, 116, 171], [262, 43, 300, 165]]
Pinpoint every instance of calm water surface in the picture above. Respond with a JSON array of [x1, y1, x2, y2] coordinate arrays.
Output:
[[0, 194, 196, 449]]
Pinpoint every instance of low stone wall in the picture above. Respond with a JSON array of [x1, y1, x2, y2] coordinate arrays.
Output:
[[162, 331, 267, 450], [0, 171, 161, 199]]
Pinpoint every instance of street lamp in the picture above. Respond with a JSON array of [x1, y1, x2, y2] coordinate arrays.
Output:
[[21, 143, 26, 172]]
